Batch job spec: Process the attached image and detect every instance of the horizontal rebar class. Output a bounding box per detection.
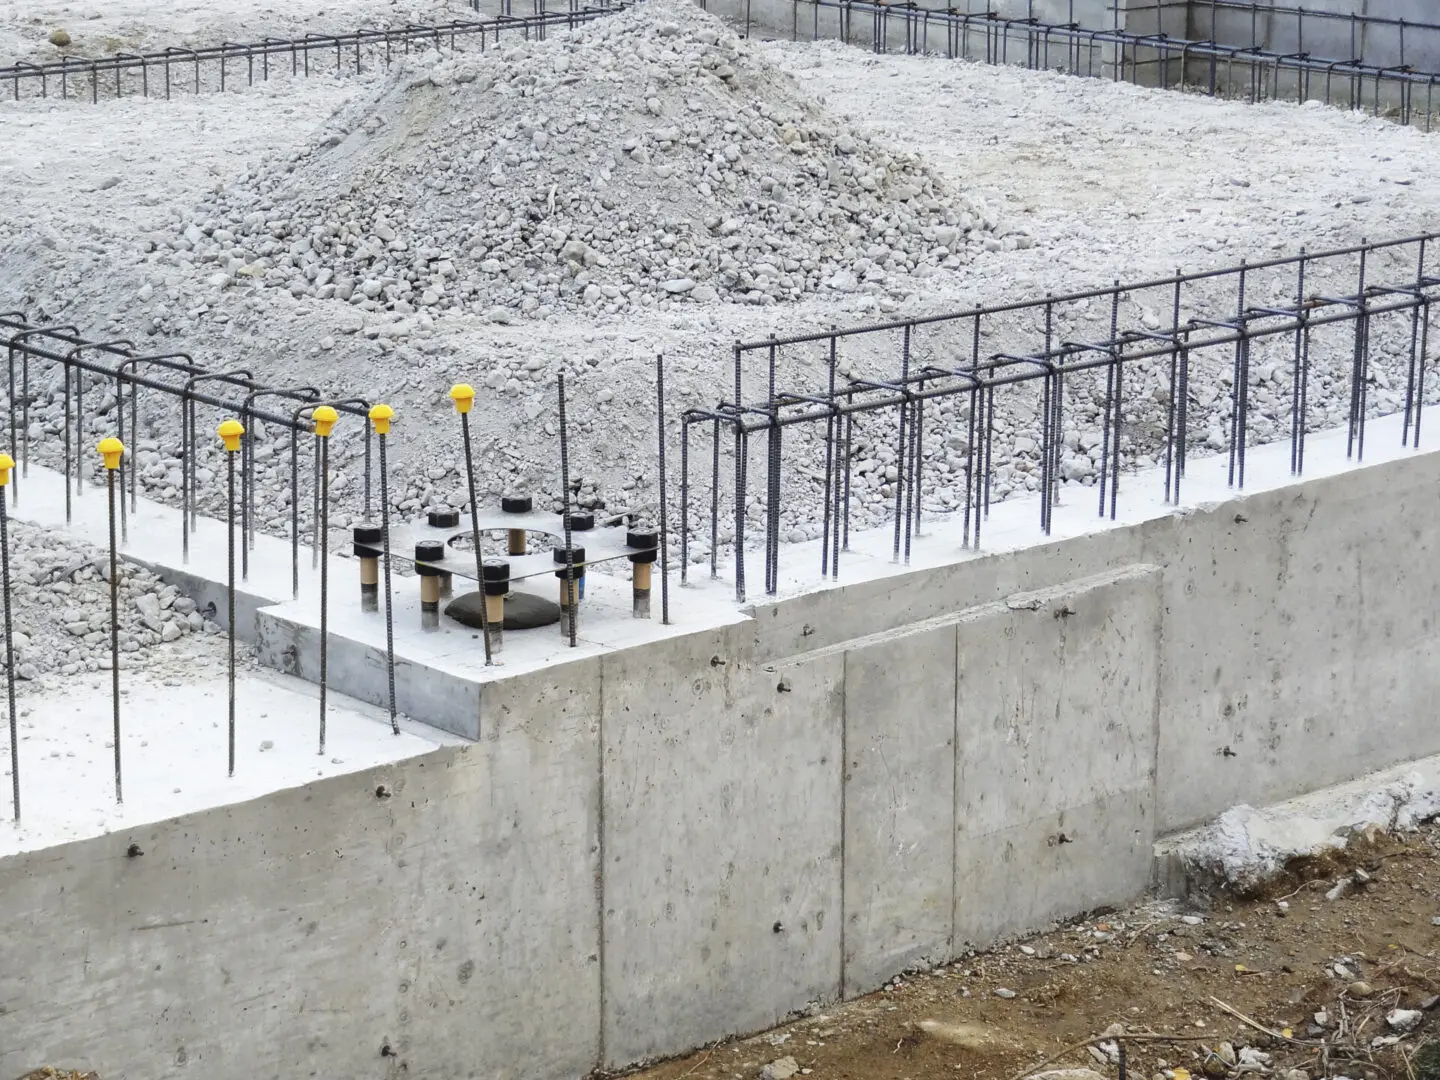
[733,233,1437,354]
[684,233,1437,601]
[758,0,1440,130]
[0,318,360,431]
[0,4,625,102]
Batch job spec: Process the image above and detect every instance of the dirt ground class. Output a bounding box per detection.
[622,827,1440,1080]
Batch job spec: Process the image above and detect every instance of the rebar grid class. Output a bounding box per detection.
[0,3,624,103]
[744,0,1440,130]
[680,234,1440,602]
[0,316,373,581]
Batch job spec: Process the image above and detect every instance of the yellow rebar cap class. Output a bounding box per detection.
[369,403,395,435]
[0,453,14,487]
[313,405,339,437]
[218,418,245,453]
[449,384,476,415]
[98,437,124,470]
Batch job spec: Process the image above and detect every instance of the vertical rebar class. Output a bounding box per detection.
[227,446,236,778]
[1,484,16,823]
[656,354,670,626]
[709,416,720,580]
[107,467,121,804]
[892,324,911,562]
[378,429,398,732]
[680,418,690,586]
[319,432,330,750]
[459,409,494,664]
[558,374,578,647]
[821,334,837,578]
[311,435,321,569]
[63,365,72,524]
[1347,246,1369,459]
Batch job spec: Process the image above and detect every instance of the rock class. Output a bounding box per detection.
[161,621,182,642]
[1032,1071,1106,1080]
[1348,981,1376,999]
[1387,1009,1422,1032]
[48,27,71,46]
[135,594,161,621]
[915,1019,1002,1049]
[993,987,1017,999]
[760,1057,799,1080]
[662,277,695,294]
[1326,877,1353,901]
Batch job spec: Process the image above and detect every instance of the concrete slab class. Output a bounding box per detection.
[599,626,845,1067]
[0,666,447,856]
[840,621,957,994]
[257,555,749,739]
[952,567,1161,948]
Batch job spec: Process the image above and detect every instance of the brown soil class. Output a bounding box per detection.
[622,827,1440,1080]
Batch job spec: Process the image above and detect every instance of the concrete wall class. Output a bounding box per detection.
[7,445,1440,1078]
[1192,1,1440,74]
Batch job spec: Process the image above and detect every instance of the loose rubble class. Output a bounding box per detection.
[633,824,1440,1080]
[180,0,1005,320]
[5,0,1440,571]
[0,519,220,690]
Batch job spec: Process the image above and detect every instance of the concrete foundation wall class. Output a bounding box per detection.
[6,446,1440,1078]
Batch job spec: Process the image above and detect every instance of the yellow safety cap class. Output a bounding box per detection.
[0,453,13,487]
[218,418,245,453]
[369,402,395,435]
[312,405,339,438]
[98,436,125,470]
[449,383,476,415]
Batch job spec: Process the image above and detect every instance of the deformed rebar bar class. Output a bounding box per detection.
[0,5,626,103]
[754,0,1440,130]
[682,233,1440,601]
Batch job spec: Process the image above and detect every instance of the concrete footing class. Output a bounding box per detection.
[6,406,1440,1077]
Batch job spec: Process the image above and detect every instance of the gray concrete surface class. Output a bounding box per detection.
[7,441,1440,1078]
[840,620,956,995]
[750,450,1440,836]
[953,569,1161,947]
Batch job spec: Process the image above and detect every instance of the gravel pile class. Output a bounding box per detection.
[0,519,222,691]
[174,0,1012,320]
[3,7,1435,575]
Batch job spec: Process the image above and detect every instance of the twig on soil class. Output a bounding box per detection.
[1209,996,1296,1043]
[676,1040,722,1079]
[1274,880,1326,903]
[1004,1032,1216,1080]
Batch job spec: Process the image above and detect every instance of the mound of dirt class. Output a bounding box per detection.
[181,0,1005,319]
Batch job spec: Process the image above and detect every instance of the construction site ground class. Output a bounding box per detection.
[625,825,1440,1080]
